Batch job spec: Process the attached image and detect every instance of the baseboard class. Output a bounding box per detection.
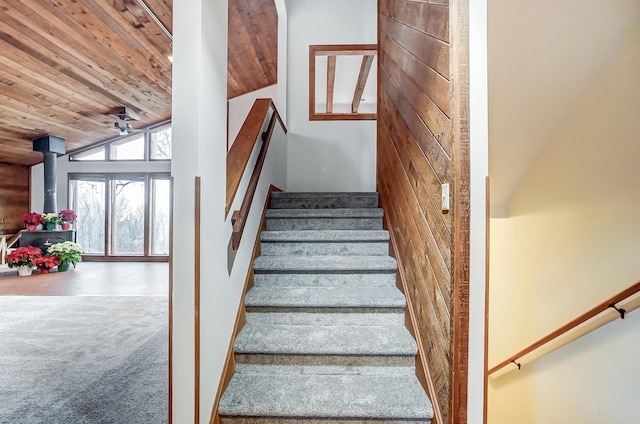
[208,185,281,424]
[380,191,444,424]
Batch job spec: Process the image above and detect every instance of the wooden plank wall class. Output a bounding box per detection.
[378,1,469,423]
[0,163,30,234]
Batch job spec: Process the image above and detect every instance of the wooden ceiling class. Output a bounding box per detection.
[0,0,173,166]
[0,0,278,167]
[228,0,278,99]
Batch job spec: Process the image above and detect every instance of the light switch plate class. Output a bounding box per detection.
[441,183,450,213]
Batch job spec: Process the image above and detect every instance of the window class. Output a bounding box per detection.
[69,125,172,161]
[69,177,106,254]
[150,128,172,160]
[68,173,170,258]
[112,177,145,254]
[70,146,106,161]
[110,137,145,160]
[150,176,170,255]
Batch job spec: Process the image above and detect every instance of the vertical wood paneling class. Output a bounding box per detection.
[378,0,469,422]
[0,163,29,234]
[449,0,470,422]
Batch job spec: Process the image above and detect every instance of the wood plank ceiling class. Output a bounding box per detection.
[0,0,278,167]
[228,0,278,99]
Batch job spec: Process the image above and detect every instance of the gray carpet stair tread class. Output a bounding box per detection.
[219,370,433,420]
[233,364,416,376]
[266,208,384,218]
[260,230,389,242]
[245,312,404,326]
[234,323,417,356]
[253,272,397,287]
[270,192,379,209]
[253,255,397,273]
[271,192,379,199]
[244,286,406,309]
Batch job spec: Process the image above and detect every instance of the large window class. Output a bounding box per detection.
[69,174,170,258]
[69,124,172,161]
[70,177,106,254]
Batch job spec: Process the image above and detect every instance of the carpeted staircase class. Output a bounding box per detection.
[219,192,433,423]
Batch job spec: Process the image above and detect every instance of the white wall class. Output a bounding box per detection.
[172,0,287,421]
[228,1,287,150]
[285,0,377,192]
[228,85,278,148]
[468,0,489,422]
[488,22,640,424]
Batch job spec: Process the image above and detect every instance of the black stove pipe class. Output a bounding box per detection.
[33,135,66,213]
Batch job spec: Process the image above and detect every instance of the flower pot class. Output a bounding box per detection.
[26,224,37,231]
[17,265,33,277]
[57,263,70,272]
[43,223,56,231]
[39,268,50,274]
[61,222,71,230]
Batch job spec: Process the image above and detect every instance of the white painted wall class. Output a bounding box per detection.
[488,23,640,424]
[228,85,278,149]
[172,0,287,421]
[285,0,377,192]
[228,1,287,150]
[468,0,489,422]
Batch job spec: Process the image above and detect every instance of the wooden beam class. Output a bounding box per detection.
[351,54,374,113]
[326,55,336,113]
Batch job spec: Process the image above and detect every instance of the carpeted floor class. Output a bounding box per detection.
[0,296,168,424]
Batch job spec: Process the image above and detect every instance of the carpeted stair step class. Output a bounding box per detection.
[260,230,389,256]
[218,191,432,424]
[244,286,406,312]
[265,208,383,231]
[253,255,396,274]
[253,272,397,287]
[245,312,405,326]
[270,191,379,209]
[233,321,417,364]
[219,365,433,423]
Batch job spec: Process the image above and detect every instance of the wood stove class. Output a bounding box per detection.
[19,230,76,254]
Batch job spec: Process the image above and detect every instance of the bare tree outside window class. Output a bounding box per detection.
[70,179,106,254]
[150,128,172,160]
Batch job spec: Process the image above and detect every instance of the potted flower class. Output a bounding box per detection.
[32,255,59,274]
[46,241,84,272]
[22,212,43,231]
[4,246,43,276]
[59,209,77,230]
[42,213,62,230]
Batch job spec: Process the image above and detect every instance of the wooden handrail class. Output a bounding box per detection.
[489,280,640,376]
[226,99,286,216]
[229,100,286,250]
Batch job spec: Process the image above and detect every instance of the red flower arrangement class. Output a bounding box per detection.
[33,255,59,274]
[4,246,42,268]
[59,209,77,223]
[22,212,43,227]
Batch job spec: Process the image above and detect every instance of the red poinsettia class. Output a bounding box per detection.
[59,209,77,223]
[33,255,59,270]
[22,212,43,226]
[4,246,42,268]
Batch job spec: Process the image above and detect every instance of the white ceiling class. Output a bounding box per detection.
[488,0,640,214]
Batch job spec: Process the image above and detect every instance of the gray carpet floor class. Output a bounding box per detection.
[0,296,168,424]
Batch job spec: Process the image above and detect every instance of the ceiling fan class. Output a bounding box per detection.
[112,106,155,135]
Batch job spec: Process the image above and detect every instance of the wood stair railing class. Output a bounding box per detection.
[226,98,286,250]
[489,279,640,377]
